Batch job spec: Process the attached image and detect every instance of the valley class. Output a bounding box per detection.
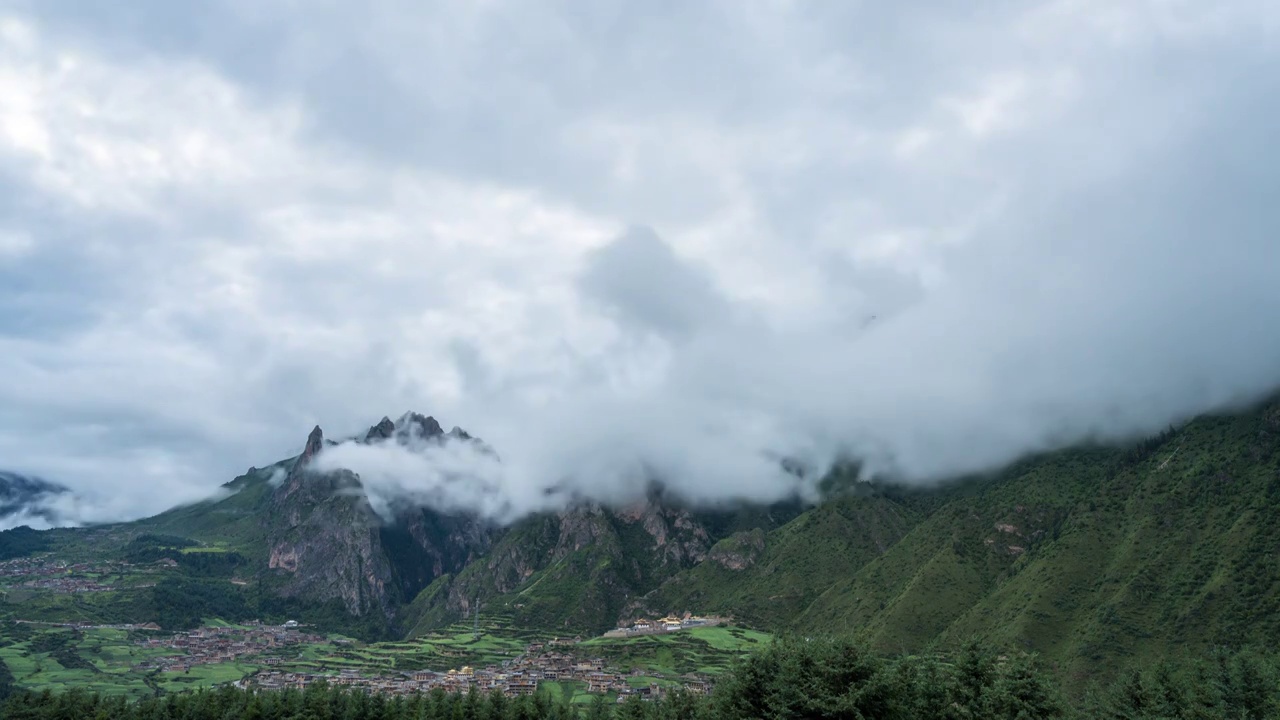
[2,397,1279,702]
[0,612,763,703]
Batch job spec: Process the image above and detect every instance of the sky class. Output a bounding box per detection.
[1,0,1278,527]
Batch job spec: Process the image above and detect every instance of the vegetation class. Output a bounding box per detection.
[3,637,1277,718]
[624,397,1280,691]
[0,527,52,562]
[577,626,771,676]
[3,398,1279,710]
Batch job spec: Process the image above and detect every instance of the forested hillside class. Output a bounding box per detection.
[5,639,1279,719]
[633,396,1280,687]
[2,398,1277,690]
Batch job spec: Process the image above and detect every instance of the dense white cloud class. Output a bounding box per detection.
[0,2,1277,523]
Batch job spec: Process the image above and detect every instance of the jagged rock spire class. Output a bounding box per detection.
[398,412,444,439]
[365,416,396,442]
[292,425,324,472]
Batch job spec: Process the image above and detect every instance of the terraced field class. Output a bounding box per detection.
[0,613,770,698]
[0,625,176,696]
[576,626,772,676]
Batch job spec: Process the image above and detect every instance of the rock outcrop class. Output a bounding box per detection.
[264,414,500,619]
[706,529,767,570]
[266,424,395,617]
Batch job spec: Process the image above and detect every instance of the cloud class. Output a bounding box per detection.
[266,467,287,489]
[577,225,731,341]
[0,2,1277,523]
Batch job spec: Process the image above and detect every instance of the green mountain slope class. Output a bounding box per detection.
[398,498,806,636]
[793,398,1280,685]
[3,396,1278,681]
[631,493,919,628]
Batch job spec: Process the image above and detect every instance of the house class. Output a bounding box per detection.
[506,678,538,696]
[585,673,614,694]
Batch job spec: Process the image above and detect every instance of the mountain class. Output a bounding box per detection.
[0,471,72,531]
[627,396,1280,685]
[1,395,1278,684]
[396,493,804,635]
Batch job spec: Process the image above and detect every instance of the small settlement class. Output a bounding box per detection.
[0,554,169,593]
[134,621,324,673]
[603,613,721,638]
[246,641,713,700]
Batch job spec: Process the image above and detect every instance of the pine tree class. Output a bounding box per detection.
[988,654,1067,719]
[585,693,612,720]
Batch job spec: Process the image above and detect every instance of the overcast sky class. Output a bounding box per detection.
[1,1,1278,526]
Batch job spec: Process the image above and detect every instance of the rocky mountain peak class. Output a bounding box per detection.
[292,425,325,472]
[357,412,487,448]
[397,412,444,440]
[364,416,396,442]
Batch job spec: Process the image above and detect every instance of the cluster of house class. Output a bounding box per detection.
[245,642,713,700]
[17,576,118,593]
[604,613,720,638]
[134,621,323,673]
[0,555,166,594]
[0,556,54,577]
[0,555,129,577]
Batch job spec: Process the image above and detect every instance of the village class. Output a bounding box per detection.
[0,554,164,594]
[241,614,724,700]
[604,613,723,638]
[133,620,325,673]
[246,639,713,701]
[8,604,727,701]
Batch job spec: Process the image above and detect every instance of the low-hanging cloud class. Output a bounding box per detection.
[310,53,1280,523]
[1,2,1278,525]
[317,174,1280,525]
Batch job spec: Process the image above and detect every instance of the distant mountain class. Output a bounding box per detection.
[4,395,1279,686]
[126,411,804,632]
[630,396,1280,687]
[0,471,71,530]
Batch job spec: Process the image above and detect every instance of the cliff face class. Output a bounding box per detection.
[379,505,496,603]
[264,415,499,619]
[266,425,395,617]
[402,496,745,633]
[257,412,802,633]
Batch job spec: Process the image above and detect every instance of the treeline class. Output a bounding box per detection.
[0,526,51,562]
[124,534,247,577]
[2,639,1278,719]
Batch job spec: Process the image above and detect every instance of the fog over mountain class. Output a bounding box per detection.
[0,2,1277,524]
[0,471,75,530]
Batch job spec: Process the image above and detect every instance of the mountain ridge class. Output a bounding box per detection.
[2,395,1278,685]
[0,471,73,531]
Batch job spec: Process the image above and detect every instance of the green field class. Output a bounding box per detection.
[0,615,770,699]
[0,626,176,697]
[577,626,771,676]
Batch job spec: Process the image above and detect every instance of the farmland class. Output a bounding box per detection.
[577,625,772,676]
[0,613,769,700]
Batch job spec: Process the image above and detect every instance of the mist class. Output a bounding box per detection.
[314,67,1280,522]
[2,3,1278,526]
